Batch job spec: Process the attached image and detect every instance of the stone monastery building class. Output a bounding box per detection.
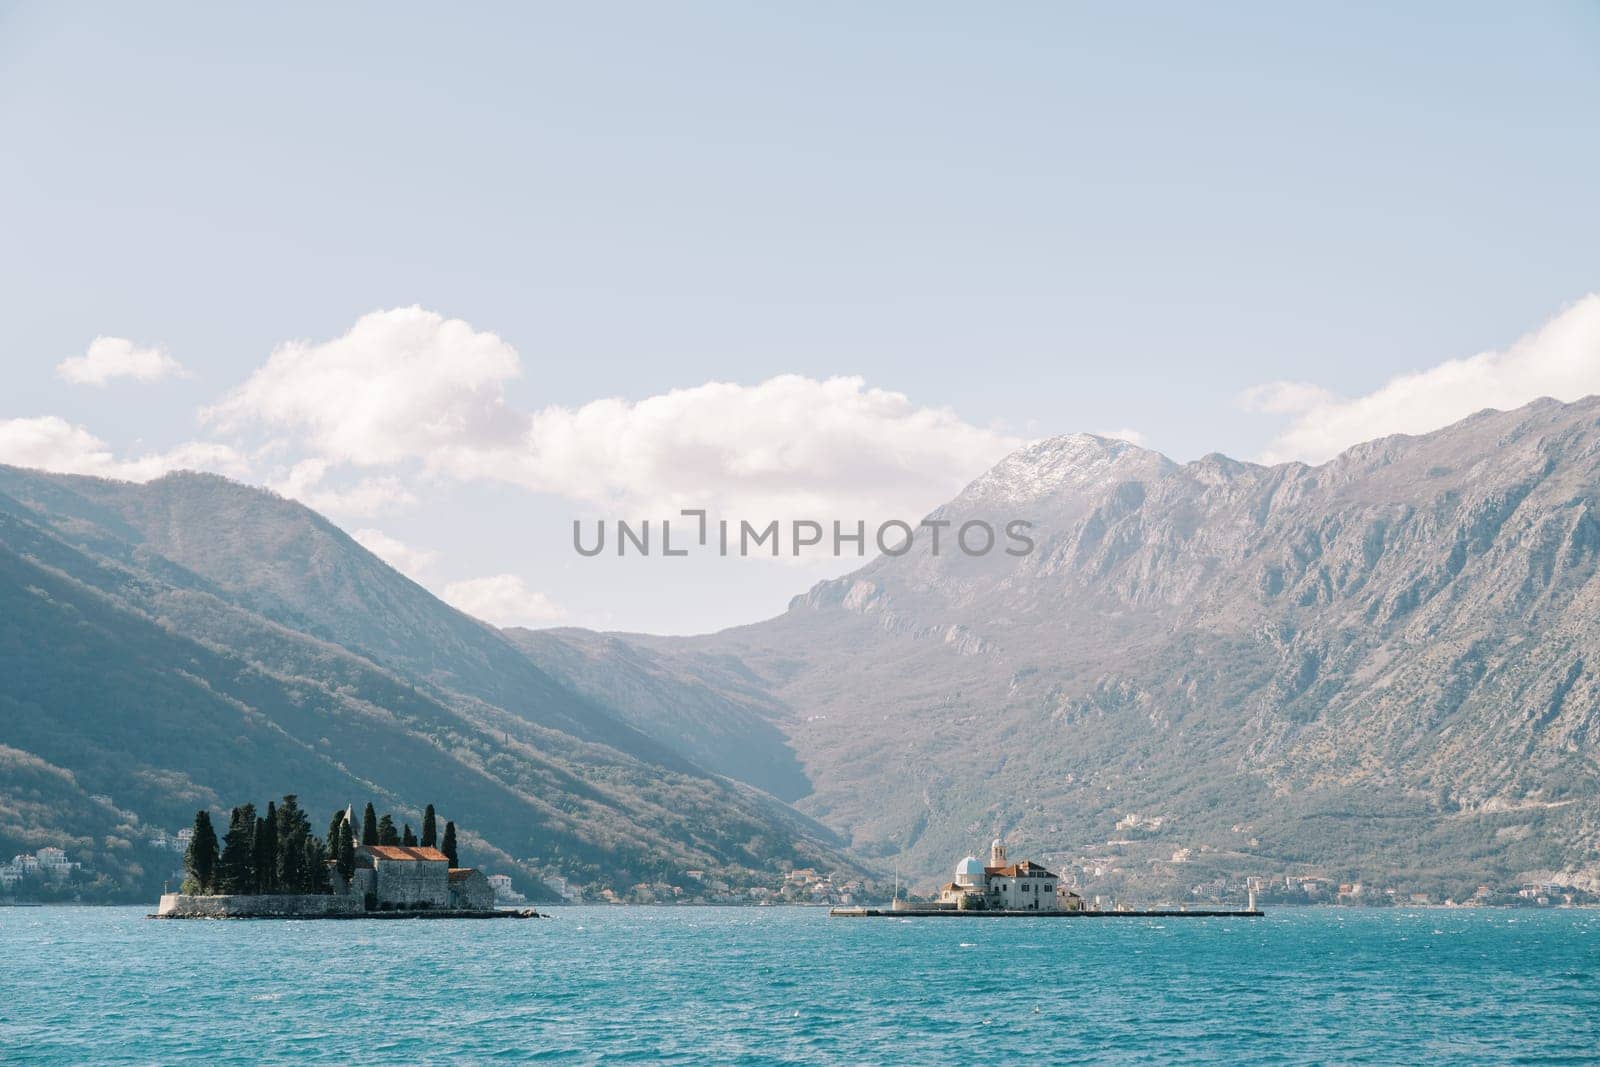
[346,844,495,911]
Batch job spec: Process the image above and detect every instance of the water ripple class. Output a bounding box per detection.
[0,906,1596,1064]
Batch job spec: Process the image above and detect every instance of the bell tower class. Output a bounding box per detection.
[989,837,1006,868]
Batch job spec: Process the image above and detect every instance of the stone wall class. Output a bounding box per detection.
[350,867,376,907]
[157,893,360,918]
[448,869,495,911]
[374,858,448,908]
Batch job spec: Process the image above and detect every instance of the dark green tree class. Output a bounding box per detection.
[377,814,399,847]
[401,823,417,847]
[276,794,310,892]
[440,821,459,868]
[361,802,379,846]
[420,804,437,849]
[184,810,219,893]
[256,803,278,894]
[336,818,355,883]
[304,836,331,893]
[328,810,347,853]
[219,804,256,893]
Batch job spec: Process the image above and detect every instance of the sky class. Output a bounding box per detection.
[2,2,1598,634]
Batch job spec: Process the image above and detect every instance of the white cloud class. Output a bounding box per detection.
[441,574,566,628]
[351,528,438,582]
[0,416,245,481]
[57,336,185,386]
[0,416,123,475]
[206,307,1025,525]
[516,375,1025,522]
[1094,427,1146,446]
[1235,381,1335,416]
[203,306,525,468]
[269,458,417,518]
[352,531,562,631]
[1248,294,1600,464]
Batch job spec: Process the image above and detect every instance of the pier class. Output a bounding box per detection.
[829,906,1264,918]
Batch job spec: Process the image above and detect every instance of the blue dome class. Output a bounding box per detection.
[956,856,985,877]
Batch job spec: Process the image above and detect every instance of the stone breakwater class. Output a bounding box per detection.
[153,893,540,919]
[157,893,360,918]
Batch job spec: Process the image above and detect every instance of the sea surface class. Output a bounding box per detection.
[1,905,1597,1064]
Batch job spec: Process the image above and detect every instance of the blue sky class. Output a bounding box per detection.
[3,2,1598,632]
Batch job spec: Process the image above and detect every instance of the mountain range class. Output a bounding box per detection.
[5,396,1600,903]
[532,397,1600,900]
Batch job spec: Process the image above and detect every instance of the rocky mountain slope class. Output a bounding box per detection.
[557,398,1600,898]
[0,468,861,902]
[11,395,1600,905]
[506,626,808,802]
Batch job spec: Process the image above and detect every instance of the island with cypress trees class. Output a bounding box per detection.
[154,796,539,919]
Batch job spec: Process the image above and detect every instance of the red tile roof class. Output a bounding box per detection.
[358,845,449,863]
[985,861,1058,879]
[447,868,482,882]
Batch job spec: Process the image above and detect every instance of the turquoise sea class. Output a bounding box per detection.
[2,905,1597,1064]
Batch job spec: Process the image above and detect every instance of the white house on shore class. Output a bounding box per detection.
[933,839,1082,912]
[487,873,527,904]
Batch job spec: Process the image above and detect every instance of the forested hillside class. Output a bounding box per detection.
[0,469,861,902]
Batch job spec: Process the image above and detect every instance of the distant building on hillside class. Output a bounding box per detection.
[34,847,78,881]
[2,847,83,888]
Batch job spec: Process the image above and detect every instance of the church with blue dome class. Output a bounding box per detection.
[933,838,1081,912]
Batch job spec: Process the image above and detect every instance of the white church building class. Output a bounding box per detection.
[934,839,1081,912]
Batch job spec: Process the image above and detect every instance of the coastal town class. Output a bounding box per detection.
[1019,813,1600,910]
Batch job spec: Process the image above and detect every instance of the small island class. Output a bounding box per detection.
[154,795,539,920]
[831,839,1263,918]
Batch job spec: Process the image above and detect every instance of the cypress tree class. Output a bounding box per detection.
[336,818,355,883]
[377,814,399,847]
[219,804,256,893]
[328,810,347,853]
[401,823,417,847]
[305,836,331,894]
[184,810,219,893]
[440,821,459,868]
[256,803,278,894]
[361,802,379,846]
[251,815,269,894]
[420,804,437,849]
[277,794,309,892]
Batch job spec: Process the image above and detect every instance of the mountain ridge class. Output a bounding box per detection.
[0,466,865,902]
[9,395,1600,904]
[544,396,1600,898]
